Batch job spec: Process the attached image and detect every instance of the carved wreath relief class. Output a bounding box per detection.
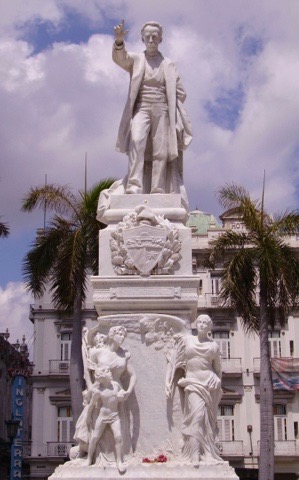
[110,205,182,275]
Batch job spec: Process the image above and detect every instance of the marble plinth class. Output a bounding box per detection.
[92,275,199,318]
[99,194,188,224]
[49,462,239,479]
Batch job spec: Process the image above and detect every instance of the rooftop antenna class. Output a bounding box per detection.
[43,174,47,229]
[84,152,87,196]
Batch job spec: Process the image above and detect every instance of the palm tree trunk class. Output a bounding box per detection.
[258,279,274,480]
[70,278,85,425]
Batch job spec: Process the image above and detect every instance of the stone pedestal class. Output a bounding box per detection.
[94,194,199,319]
[49,462,239,479]
[49,194,239,480]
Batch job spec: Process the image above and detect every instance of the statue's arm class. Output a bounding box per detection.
[112,43,134,72]
[125,357,137,396]
[119,353,137,401]
[82,328,93,391]
[112,19,133,73]
[212,343,222,381]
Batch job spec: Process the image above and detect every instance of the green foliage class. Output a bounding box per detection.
[22,179,115,312]
[210,182,299,333]
[0,218,9,237]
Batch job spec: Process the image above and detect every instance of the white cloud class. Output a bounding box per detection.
[0,0,298,284]
[0,282,34,355]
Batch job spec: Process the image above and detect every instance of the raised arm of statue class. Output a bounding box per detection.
[82,327,93,391]
[114,19,129,46]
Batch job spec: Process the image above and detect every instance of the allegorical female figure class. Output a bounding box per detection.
[166,314,223,465]
[73,325,136,467]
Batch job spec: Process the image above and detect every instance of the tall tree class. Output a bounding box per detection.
[209,183,299,480]
[0,218,9,237]
[22,179,114,422]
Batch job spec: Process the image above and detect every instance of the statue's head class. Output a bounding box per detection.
[94,332,106,348]
[141,21,163,52]
[196,314,213,335]
[108,326,127,345]
[95,365,113,383]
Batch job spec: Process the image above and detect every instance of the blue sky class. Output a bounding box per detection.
[0,0,299,343]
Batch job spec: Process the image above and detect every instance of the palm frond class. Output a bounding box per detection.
[0,219,9,237]
[22,219,70,296]
[210,230,252,262]
[221,248,259,332]
[271,211,299,237]
[217,183,264,235]
[217,183,250,210]
[22,184,80,219]
[212,182,299,334]
[22,178,114,310]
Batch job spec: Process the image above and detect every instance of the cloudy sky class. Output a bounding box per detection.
[0,0,298,345]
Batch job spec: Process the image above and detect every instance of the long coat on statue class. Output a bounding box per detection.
[112,44,193,161]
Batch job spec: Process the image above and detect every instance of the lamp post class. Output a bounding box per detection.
[5,419,20,445]
[5,418,20,480]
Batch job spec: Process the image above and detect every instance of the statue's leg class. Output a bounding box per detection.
[111,419,126,473]
[150,103,169,193]
[126,106,151,194]
[87,420,106,465]
[181,392,206,465]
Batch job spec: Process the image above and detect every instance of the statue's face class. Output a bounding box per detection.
[142,25,162,53]
[113,329,126,346]
[96,367,112,383]
[196,317,211,336]
[95,333,106,347]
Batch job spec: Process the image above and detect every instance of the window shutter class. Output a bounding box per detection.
[275,417,287,441]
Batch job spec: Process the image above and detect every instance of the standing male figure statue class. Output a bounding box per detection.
[113,20,192,195]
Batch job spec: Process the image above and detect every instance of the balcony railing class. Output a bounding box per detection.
[257,440,297,456]
[222,358,242,375]
[47,442,75,457]
[217,440,244,456]
[253,357,260,373]
[49,359,70,374]
[22,441,32,458]
[204,294,225,308]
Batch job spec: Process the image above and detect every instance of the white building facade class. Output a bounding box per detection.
[26,210,299,480]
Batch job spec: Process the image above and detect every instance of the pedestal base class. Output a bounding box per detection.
[49,462,239,479]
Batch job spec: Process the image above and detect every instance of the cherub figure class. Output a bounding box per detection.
[86,365,126,473]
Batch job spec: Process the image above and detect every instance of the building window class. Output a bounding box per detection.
[60,333,72,361]
[57,406,74,442]
[273,404,287,441]
[268,330,281,358]
[213,331,230,359]
[217,404,234,441]
[290,340,294,357]
[211,276,221,295]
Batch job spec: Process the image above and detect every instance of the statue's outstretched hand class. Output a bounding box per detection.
[114,19,129,46]
[117,389,130,402]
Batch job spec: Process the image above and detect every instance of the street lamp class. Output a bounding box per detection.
[5,418,20,480]
[5,419,20,445]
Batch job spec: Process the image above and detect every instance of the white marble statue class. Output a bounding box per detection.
[113,20,192,195]
[73,325,136,470]
[165,314,223,465]
[86,366,126,473]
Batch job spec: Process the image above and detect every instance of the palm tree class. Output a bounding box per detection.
[209,183,299,480]
[0,218,9,237]
[22,179,114,422]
